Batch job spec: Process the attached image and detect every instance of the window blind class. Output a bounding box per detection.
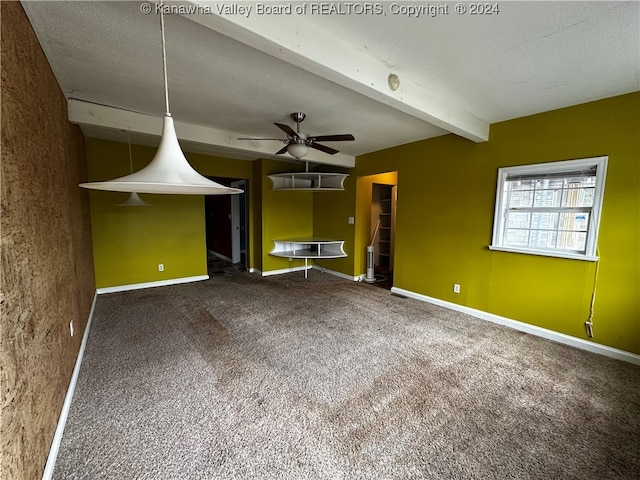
[506,166,597,182]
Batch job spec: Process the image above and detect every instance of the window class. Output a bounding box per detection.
[490,157,607,261]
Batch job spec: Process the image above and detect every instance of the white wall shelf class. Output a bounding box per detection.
[270,238,347,278]
[268,172,348,191]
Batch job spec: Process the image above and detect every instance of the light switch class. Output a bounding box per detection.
[348,216,355,224]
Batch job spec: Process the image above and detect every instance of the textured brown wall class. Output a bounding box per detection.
[1,3,96,479]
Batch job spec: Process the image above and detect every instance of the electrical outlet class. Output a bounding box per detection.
[348,216,355,225]
[69,321,74,337]
[585,321,594,338]
[453,284,461,294]
[158,264,164,272]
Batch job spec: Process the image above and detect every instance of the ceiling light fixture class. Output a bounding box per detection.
[286,142,309,160]
[237,112,354,160]
[80,2,241,195]
[388,73,400,91]
[116,132,152,206]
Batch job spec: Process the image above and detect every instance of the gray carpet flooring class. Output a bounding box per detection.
[54,271,640,479]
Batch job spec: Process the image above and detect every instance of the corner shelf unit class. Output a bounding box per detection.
[268,172,348,191]
[270,238,347,278]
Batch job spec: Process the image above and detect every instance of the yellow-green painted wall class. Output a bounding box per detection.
[311,168,355,275]
[259,159,314,273]
[86,138,254,288]
[353,92,640,353]
[252,159,264,273]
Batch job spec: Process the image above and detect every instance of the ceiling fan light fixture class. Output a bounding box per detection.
[287,142,309,159]
[238,111,354,158]
[79,2,240,196]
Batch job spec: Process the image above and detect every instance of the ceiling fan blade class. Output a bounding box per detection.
[274,122,298,138]
[309,134,355,142]
[309,143,339,155]
[275,145,289,155]
[237,137,286,141]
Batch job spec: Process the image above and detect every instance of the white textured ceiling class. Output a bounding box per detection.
[21,1,640,167]
[311,1,640,121]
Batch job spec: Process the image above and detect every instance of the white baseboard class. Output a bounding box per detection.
[249,268,261,275]
[261,266,310,277]
[312,265,360,281]
[96,275,209,294]
[42,291,98,480]
[391,287,640,366]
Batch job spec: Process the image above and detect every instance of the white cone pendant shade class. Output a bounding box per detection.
[116,192,153,207]
[80,3,240,196]
[80,115,242,195]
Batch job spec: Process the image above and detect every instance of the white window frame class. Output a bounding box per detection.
[489,156,608,261]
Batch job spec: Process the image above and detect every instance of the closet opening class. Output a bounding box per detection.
[356,171,398,290]
[369,182,397,289]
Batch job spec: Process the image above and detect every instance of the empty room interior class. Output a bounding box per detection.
[2,1,640,479]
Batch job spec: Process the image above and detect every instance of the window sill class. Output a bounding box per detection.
[488,245,598,262]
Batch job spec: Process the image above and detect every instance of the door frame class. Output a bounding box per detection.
[230,179,247,265]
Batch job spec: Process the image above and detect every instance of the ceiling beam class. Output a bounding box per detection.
[67,99,355,168]
[173,0,490,142]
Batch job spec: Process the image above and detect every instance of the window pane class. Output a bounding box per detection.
[506,186,533,207]
[533,188,561,207]
[557,231,587,251]
[506,211,530,229]
[528,230,558,249]
[535,178,564,190]
[531,212,559,230]
[505,229,529,247]
[509,180,536,191]
[533,190,562,207]
[559,212,589,232]
[562,186,595,207]
[505,211,590,252]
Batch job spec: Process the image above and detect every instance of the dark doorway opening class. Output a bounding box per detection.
[204,177,248,277]
[370,182,397,290]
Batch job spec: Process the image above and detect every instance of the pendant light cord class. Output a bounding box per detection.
[159,2,170,115]
[588,267,599,322]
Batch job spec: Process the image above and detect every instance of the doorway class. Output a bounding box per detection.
[204,178,248,276]
[371,182,397,288]
[230,180,247,265]
[355,171,398,289]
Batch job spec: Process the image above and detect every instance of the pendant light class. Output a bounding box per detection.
[116,132,152,206]
[80,2,241,196]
